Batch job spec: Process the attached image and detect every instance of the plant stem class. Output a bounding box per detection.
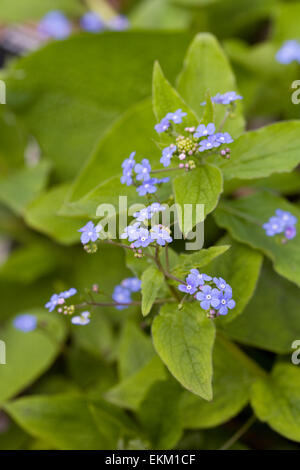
[154,246,181,301]
[75,298,175,309]
[219,415,256,450]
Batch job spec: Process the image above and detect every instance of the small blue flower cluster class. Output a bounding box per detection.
[38,10,129,40]
[201,91,243,106]
[45,288,77,313]
[276,40,300,64]
[263,209,297,240]
[13,314,37,333]
[154,106,235,168]
[112,277,141,310]
[80,12,129,33]
[121,203,172,249]
[121,152,169,195]
[178,270,235,316]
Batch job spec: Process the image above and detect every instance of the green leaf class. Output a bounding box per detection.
[130,0,191,30]
[171,244,230,279]
[5,394,134,450]
[214,192,300,287]
[118,321,155,380]
[141,266,164,317]
[0,310,66,404]
[205,235,263,323]
[180,335,257,429]
[222,261,300,353]
[153,61,198,134]
[6,33,192,180]
[0,242,59,284]
[152,303,216,400]
[0,161,51,214]
[138,380,183,449]
[218,122,300,181]
[173,164,223,236]
[104,356,166,410]
[24,184,86,244]
[251,363,300,442]
[0,0,83,22]
[176,33,245,136]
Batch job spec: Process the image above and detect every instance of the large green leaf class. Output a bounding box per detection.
[0,242,60,284]
[180,335,257,429]
[173,164,223,236]
[0,0,83,22]
[104,356,166,410]
[222,261,300,353]
[138,380,183,449]
[0,310,66,404]
[205,236,263,323]
[218,122,300,181]
[0,161,51,215]
[176,33,245,136]
[5,394,134,450]
[171,244,230,279]
[153,61,198,134]
[141,266,164,316]
[214,192,300,287]
[118,321,155,380]
[6,33,192,180]
[152,303,215,400]
[251,363,300,442]
[24,184,86,244]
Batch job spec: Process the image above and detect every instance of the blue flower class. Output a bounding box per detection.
[121,152,136,186]
[152,177,170,184]
[135,159,151,181]
[133,228,152,248]
[155,117,170,134]
[209,91,243,105]
[160,145,177,167]
[188,270,212,287]
[194,123,215,139]
[71,311,91,325]
[78,221,102,244]
[263,216,285,236]
[166,109,187,124]
[195,285,221,310]
[276,40,300,64]
[199,135,221,152]
[60,288,77,299]
[112,285,132,309]
[275,209,297,227]
[13,314,37,332]
[213,277,232,293]
[120,222,141,242]
[136,179,158,196]
[216,290,236,316]
[285,225,297,240]
[45,294,61,312]
[178,277,198,295]
[215,132,233,144]
[133,203,165,222]
[80,12,104,33]
[150,225,172,246]
[38,11,72,39]
[108,15,129,31]
[121,277,141,292]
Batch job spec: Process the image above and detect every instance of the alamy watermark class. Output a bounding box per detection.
[0,341,6,365]
[291,80,300,104]
[96,197,205,250]
[291,340,300,365]
[0,80,5,104]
